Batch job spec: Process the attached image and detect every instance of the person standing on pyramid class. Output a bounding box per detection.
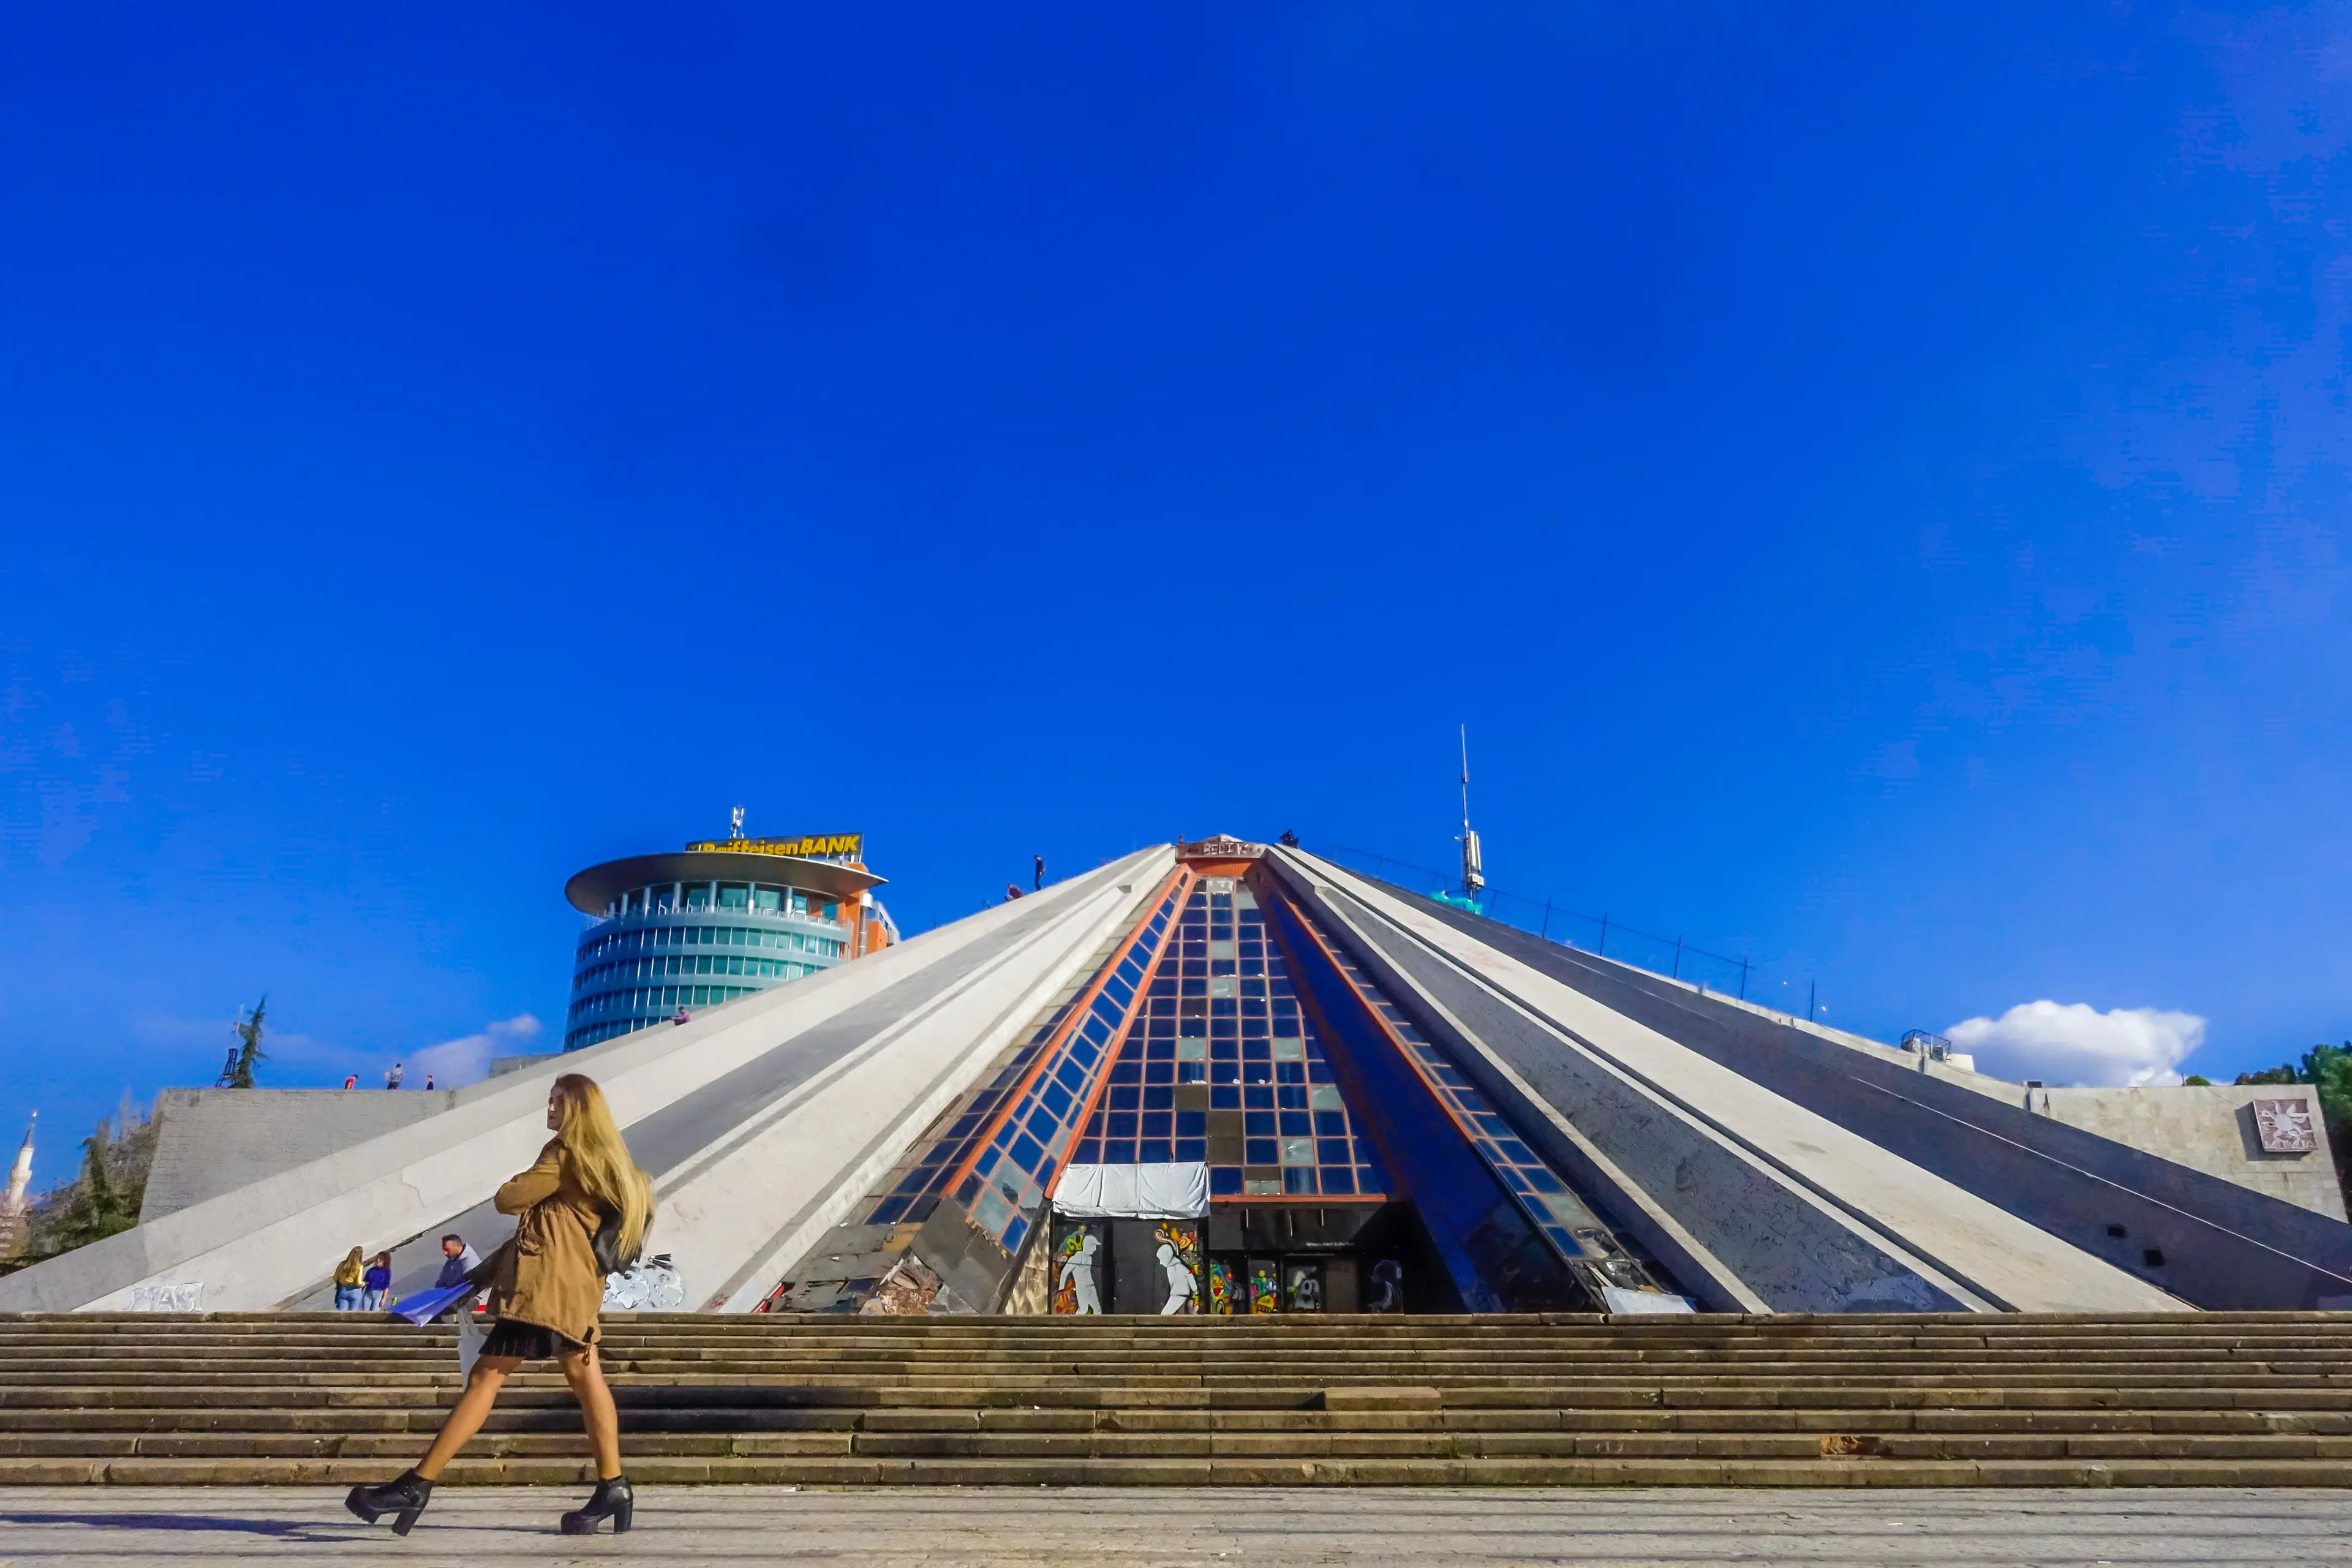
[331,1246,366,1310]
[345,1072,655,1538]
[360,1252,393,1310]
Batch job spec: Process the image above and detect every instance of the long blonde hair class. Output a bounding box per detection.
[551,1073,654,1261]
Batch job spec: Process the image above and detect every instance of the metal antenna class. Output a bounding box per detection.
[729,805,746,841]
[1458,725,1484,898]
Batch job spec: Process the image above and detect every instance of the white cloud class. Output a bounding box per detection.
[401,1015,543,1090]
[1946,1001,2206,1088]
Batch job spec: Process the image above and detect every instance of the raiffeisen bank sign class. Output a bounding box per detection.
[685,834,864,861]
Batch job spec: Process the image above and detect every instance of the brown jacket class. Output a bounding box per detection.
[481,1137,609,1346]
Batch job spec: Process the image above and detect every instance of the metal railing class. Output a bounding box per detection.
[1315,843,1832,1023]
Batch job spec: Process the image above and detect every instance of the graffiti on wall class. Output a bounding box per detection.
[1249,1260,1281,1313]
[1055,1226,1104,1314]
[1286,1262,1323,1312]
[128,1282,204,1313]
[1154,1222,1200,1314]
[1205,1258,1237,1315]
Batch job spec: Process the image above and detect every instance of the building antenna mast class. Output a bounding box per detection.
[729,805,746,841]
[1458,725,1484,900]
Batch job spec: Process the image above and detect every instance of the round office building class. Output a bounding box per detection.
[562,832,897,1052]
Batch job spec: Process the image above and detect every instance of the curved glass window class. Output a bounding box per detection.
[605,881,845,922]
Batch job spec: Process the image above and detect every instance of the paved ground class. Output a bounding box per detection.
[1,1487,2350,1566]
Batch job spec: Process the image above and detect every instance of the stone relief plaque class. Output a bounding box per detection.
[2253,1097,2318,1154]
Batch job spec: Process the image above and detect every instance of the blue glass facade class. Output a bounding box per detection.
[774,846,1684,1316]
[944,876,1188,1255]
[1274,897,1608,1261]
[564,873,853,1050]
[1072,875,1390,1201]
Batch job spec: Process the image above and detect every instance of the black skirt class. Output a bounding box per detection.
[480,1319,581,1360]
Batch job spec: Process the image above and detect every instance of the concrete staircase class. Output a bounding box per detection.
[1,1311,2348,1487]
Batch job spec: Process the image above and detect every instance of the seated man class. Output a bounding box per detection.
[434,1234,481,1289]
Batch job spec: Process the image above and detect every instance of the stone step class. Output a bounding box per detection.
[27,1350,2335,1373]
[4,1384,2346,1420]
[4,1453,2350,1487]
[11,1402,2345,1439]
[10,1360,2349,1386]
[9,1333,2346,1355]
[18,1344,2323,1360]
[18,1438,2352,1476]
[4,1311,2345,1487]
[15,1344,2348,1367]
[66,1346,2342,1364]
[18,1325,2345,1342]
[4,1382,2347,1416]
[12,1306,2346,1319]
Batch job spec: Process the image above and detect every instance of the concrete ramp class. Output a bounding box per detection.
[1270,851,2184,1315]
[1384,883,2352,1312]
[0,850,1169,1315]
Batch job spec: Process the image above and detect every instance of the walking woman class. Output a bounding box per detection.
[345,1073,654,1537]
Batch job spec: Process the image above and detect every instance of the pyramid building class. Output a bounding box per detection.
[6,839,2348,1318]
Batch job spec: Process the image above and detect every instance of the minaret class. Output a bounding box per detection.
[0,1112,32,1258]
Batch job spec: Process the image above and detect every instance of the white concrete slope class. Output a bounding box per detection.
[1300,855,2182,1314]
[0,849,1169,1314]
[662,854,1172,1311]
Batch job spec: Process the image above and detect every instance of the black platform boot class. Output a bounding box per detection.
[345,1469,433,1535]
[559,1474,633,1535]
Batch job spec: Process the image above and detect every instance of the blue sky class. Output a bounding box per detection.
[2,5,2346,1177]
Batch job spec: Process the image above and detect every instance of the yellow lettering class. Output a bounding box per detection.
[683,833,862,859]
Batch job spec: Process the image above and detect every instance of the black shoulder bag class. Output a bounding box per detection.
[592,1207,649,1278]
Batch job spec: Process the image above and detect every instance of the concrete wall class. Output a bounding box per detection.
[140,1090,459,1223]
[2040,1085,2346,1222]
[0,848,1169,1315]
[487,1055,558,1079]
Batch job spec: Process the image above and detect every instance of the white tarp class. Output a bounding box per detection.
[1602,1286,1697,1316]
[1052,1162,1210,1219]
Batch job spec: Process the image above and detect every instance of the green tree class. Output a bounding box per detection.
[76,1121,136,1238]
[16,1106,159,1265]
[228,995,268,1089]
